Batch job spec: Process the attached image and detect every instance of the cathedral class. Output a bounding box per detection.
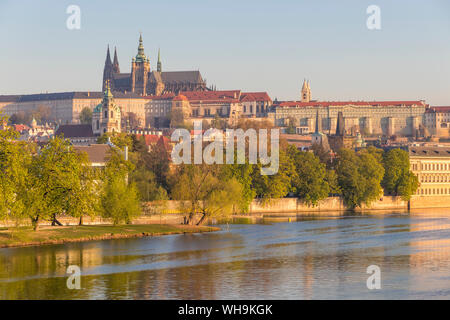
[102,34,208,96]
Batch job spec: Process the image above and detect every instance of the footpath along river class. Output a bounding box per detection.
[2,212,450,299]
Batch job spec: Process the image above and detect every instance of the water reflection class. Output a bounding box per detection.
[2,213,450,299]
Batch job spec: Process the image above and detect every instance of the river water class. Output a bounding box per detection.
[2,212,450,299]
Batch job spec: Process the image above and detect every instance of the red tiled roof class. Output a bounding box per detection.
[13,124,30,132]
[277,100,426,108]
[429,106,450,113]
[180,90,241,101]
[156,135,172,152]
[73,144,111,164]
[240,92,272,102]
[173,94,188,101]
[135,134,171,147]
[144,93,176,100]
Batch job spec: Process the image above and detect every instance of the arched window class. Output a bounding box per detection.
[111,111,114,118]
[105,110,108,118]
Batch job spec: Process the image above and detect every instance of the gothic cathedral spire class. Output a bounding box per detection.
[157,48,162,72]
[113,47,120,73]
[105,45,112,65]
[103,45,114,92]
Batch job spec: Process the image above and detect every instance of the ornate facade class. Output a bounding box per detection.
[103,34,208,96]
[92,82,121,135]
[271,82,427,137]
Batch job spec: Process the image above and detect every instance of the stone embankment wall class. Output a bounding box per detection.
[248,195,450,215]
[2,196,450,227]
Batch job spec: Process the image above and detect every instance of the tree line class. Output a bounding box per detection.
[104,125,419,225]
[1,112,419,228]
[0,113,140,230]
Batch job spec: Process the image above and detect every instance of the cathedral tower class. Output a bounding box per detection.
[102,45,114,92]
[113,47,120,73]
[301,79,311,102]
[131,33,151,95]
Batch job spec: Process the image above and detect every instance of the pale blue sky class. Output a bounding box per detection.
[1,0,450,105]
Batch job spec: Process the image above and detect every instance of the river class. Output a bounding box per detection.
[2,212,450,299]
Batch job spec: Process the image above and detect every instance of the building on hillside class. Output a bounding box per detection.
[144,90,272,128]
[103,34,208,96]
[19,117,54,142]
[409,146,450,196]
[240,92,272,117]
[270,80,427,137]
[54,124,96,145]
[280,134,312,150]
[145,93,176,128]
[328,111,356,151]
[135,134,172,153]
[0,91,149,126]
[424,106,450,137]
[92,83,121,135]
[311,111,330,152]
[73,144,111,167]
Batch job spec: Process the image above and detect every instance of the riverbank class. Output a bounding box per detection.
[0,224,220,248]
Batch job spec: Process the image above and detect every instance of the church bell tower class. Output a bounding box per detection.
[131,33,151,95]
[301,79,311,102]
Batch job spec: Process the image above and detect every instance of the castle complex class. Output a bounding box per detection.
[0,38,449,140]
[102,34,208,96]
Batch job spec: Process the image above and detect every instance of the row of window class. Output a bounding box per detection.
[418,188,450,195]
[243,105,268,114]
[412,163,450,171]
[420,174,450,183]
[148,108,167,114]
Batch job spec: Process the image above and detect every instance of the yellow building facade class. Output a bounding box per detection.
[410,147,450,196]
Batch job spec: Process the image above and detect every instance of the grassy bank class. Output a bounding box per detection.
[0,224,220,248]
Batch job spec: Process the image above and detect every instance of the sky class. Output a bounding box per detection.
[1,0,450,105]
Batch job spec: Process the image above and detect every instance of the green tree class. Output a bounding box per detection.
[397,171,420,201]
[172,164,243,225]
[100,148,141,224]
[336,148,384,209]
[290,148,330,206]
[130,167,168,202]
[79,107,93,124]
[325,169,341,195]
[145,138,171,189]
[311,143,331,167]
[101,176,141,225]
[65,151,100,225]
[97,132,133,150]
[219,161,255,213]
[382,148,419,200]
[22,137,90,230]
[0,113,30,225]
[251,147,295,201]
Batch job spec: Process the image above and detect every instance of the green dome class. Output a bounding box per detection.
[93,103,102,113]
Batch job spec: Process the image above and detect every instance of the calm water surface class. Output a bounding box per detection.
[2,213,450,299]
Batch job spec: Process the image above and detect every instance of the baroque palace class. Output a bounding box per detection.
[270,80,429,137]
